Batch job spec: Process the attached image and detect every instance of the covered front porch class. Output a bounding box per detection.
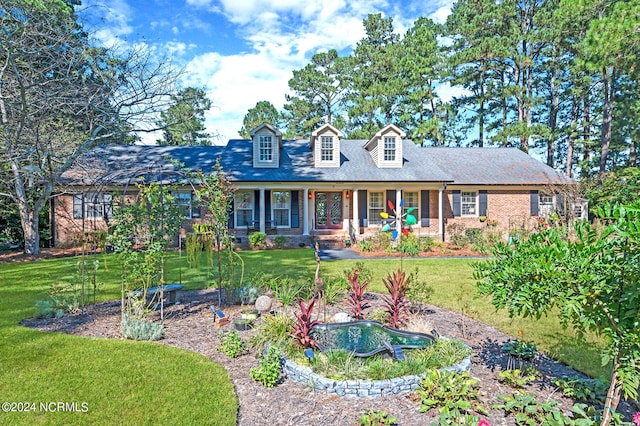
[231,185,448,246]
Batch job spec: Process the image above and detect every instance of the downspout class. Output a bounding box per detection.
[440,183,447,242]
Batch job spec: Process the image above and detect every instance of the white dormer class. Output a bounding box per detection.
[309,123,343,168]
[250,123,282,168]
[363,124,406,168]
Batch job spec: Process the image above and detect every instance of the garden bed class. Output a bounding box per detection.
[21,288,635,425]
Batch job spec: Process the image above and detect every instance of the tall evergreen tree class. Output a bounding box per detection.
[239,101,281,139]
[346,13,404,138]
[156,87,212,146]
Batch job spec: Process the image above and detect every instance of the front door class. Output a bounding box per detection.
[315,192,343,229]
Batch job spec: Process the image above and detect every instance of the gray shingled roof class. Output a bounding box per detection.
[426,147,573,185]
[220,138,453,183]
[62,140,572,186]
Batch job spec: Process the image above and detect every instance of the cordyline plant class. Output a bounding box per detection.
[292,298,319,349]
[382,269,410,328]
[345,269,370,320]
[474,201,640,426]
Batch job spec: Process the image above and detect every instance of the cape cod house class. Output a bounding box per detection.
[53,123,578,247]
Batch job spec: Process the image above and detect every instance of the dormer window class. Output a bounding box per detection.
[383,137,396,161]
[310,123,342,168]
[321,136,333,161]
[259,135,273,161]
[364,124,405,168]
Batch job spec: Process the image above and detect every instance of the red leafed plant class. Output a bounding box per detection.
[292,298,319,349]
[345,269,370,320]
[381,269,410,328]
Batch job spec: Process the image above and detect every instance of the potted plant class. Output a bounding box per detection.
[234,318,254,331]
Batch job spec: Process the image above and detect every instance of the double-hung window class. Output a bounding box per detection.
[272,191,290,227]
[383,137,396,161]
[368,191,385,225]
[321,136,333,161]
[174,192,200,219]
[461,191,477,216]
[259,135,273,161]
[539,193,554,216]
[235,191,254,227]
[402,191,419,223]
[73,193,113,220]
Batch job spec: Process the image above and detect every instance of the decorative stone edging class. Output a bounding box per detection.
[282,348,472,398]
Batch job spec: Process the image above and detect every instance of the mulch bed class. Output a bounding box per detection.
[20,288,637,426]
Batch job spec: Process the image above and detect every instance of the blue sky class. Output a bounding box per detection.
[77,0,455,143]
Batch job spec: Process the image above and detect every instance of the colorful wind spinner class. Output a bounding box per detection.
[379,199,417,240]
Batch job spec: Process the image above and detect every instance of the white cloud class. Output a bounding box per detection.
[183,51,296,141]
[78,0,134,47]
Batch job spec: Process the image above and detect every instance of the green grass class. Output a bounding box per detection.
[0,248,609,425]
[0,253,237,426]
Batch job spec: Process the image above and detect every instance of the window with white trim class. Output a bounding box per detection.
[73,193,113,220]
[539,193,554,216]
[320,136,333,161]
[461,191,477,216]
[259,135,273,161]
[402,191,419,223]
[235,191,254,227]
[383,136,396,161]
[272,191,290,227]
[368,191,384,225]
[174,192,200,219]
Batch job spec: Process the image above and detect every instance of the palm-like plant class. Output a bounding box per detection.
[381,269,410,328]
[345,269,370,320]
[292,298,319,349]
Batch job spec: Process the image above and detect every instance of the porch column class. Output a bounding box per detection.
[303,188,309,236]
[259,187,266,233]
[396,188,402,234]
[438,186,444,240]
[352,188,359,235]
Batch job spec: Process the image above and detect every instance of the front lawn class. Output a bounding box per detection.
[0,254,237,426]
[0,248,608,425]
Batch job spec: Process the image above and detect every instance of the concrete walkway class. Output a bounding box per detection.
[317,248,364,261]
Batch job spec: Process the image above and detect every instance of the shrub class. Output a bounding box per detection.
[397,233,421,256]
[345,269,370,320]
[419,236,435,252]
[417,369,487,416]
[273,278,303,307]
[358,240,374,252]
[218,330,246,358]
[250,346,282,387]
[406,267,434,305]
[321,275,348,306]
[273,235,288,249]
[553,375,607,404]
[359,409,397,426]
[238,285,261,305]
[493,392,566,425]
[381,269,410,328]
[248,232,266,249]
[121,314,163,341]
[499,368,537,389]
[447,223,469,248]
[292,298,319,349]
[251,313,295,353]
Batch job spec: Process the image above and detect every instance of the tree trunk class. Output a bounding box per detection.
[21,209,41,255]
[566,96,577,177]
[599,66,615,176]
[600,359,622,426]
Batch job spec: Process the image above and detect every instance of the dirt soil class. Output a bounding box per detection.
[20,288,637,426]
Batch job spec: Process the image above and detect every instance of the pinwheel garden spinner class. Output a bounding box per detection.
[379,199,417,240]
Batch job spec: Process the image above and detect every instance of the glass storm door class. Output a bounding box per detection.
[315,192,343,229]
